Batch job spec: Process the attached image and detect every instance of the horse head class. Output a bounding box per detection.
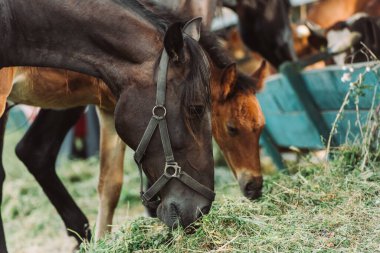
[114,18,215,228]
[211,61,269,200]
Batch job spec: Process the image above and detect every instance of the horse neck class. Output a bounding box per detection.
[0,0,163,96]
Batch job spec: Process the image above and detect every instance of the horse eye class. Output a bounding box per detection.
[188,105,205,118]
[227,124,239,136]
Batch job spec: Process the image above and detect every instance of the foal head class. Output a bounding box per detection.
[114,18,214,228]
[235,0,297,68]
[211,61,269,200]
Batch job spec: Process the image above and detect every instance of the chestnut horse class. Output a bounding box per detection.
[1,31,269,243]
[307,0,380,29]
[0,0,217,251]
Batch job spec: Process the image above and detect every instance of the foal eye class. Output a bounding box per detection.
[227,124,239,136]
[188,105,205,118]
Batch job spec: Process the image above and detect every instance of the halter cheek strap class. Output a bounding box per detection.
[133,49,215,209]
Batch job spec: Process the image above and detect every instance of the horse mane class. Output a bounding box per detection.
[199,30,235,68]
[181,36,211,137]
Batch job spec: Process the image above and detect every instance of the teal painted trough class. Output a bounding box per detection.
[258,61,380,169]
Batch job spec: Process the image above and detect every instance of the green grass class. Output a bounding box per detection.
[79,145,380,252]
[3,102,380,252]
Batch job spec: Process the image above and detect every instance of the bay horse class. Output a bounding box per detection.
[0,0,217,251]
[1,31,269,245]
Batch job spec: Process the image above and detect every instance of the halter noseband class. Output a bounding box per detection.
[133,47,215,209]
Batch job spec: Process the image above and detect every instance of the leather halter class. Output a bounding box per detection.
[134,47,215,209]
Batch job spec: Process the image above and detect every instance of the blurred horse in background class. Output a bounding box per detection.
[293,0,380,60]
[224,0,297,68]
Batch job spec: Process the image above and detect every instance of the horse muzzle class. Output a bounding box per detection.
[156,191,212,228]
[238,175,263,200]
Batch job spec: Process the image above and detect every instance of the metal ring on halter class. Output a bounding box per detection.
[152,105,167,120]
[164,163,181,178]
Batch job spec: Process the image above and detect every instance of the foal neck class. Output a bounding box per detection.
[0,0,165,97]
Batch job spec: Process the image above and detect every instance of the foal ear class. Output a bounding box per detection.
[183,17,202,41]
[164,22,184,62]
[220,63,237,100]
[252,61,270,92]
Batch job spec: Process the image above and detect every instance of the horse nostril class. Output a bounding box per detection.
[244,182,262,200]
[196,205,211,219]
[168,203,180,227]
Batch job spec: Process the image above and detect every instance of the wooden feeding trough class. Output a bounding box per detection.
[258,60,380,169]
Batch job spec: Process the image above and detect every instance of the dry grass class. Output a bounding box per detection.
[80,145,380,252]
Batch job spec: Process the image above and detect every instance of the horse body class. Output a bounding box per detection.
[7,68,115,111]
[0,0,158,94]
[0,0,217,251]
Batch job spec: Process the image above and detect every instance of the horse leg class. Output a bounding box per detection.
[95,108,125,240]
[14,107,91,245]
[0,105,9,253]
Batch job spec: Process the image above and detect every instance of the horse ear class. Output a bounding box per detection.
[164,22,184,61]
[220,63,237,100]
[183,17,202,41]
[252,61,269,92]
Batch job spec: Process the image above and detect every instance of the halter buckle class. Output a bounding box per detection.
[152,105,167,120]
[164,162,181,178]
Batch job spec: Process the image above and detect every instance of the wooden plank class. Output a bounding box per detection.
[258,61,380,169]
[302,65,380,110]
[279,62,337,146]
[264,112,323,149]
